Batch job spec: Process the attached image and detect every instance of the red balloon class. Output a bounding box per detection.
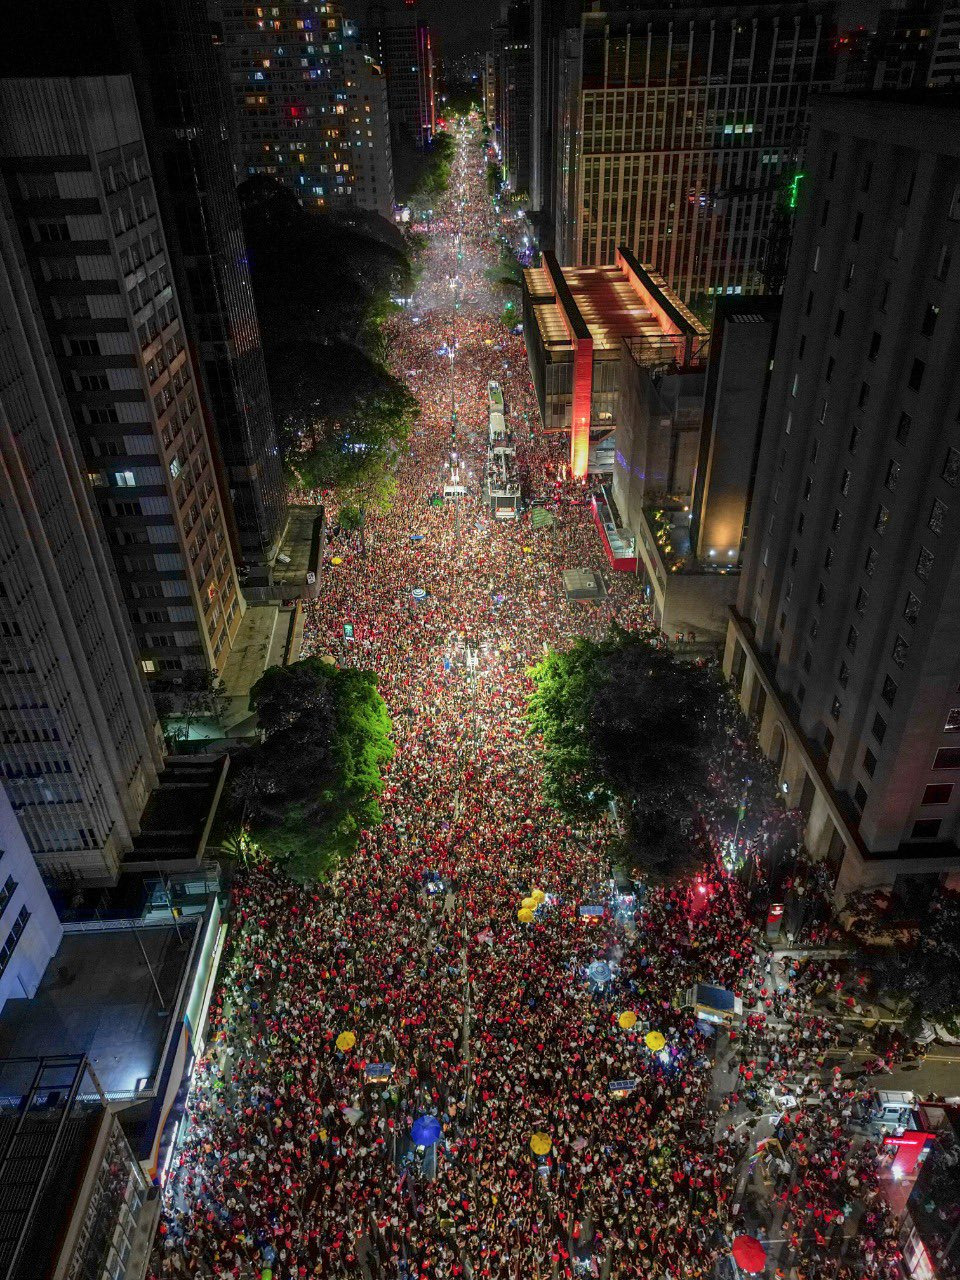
[732,1235,767,1274]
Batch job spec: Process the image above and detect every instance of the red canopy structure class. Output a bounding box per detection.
[732,1234,767,1274]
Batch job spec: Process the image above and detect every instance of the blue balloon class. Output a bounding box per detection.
[411,1114,442,1146]
[587,961,612,985]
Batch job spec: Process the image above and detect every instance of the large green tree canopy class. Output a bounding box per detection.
[232,658,394,880]
[527,629,722,881]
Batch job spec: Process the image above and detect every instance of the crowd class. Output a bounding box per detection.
[149,123,906,1280]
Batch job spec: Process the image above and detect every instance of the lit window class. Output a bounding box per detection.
[114,470,135,488]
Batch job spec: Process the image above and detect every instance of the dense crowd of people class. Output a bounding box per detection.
[149,123,906,1280]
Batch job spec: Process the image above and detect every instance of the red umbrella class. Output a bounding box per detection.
[732,1235,767,1274]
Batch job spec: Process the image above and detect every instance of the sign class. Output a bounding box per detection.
[364,1063,394,1082]
[578,905,604,919]
[306,571,316,585]
[343,623,354,641]
[766,903,784,940]
[608,1079,637,1096]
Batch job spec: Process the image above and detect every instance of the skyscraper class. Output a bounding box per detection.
[0,76,245,683]
[725,92,960,898]
[218,0,395,219]
[368,0,436,151]
[493,0,534,196]
[0,186,164,883]
[552,1,836,311]
[1,0,290,576]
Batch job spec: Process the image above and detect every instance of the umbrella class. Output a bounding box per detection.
[517,908,534,923]
[412,1114,442,1146]
[330,557,343,565]
[587,960,612,985]
[572,1136,588,1151]
[336,1031,356,1052]
[731,1235,767,1274]
[531,889,546,905]
[521,896,538,911]
[644,1031,666,1052]
[343,1106,363,1125]
[618,1011,637,1030]
[530,1131,552,1156]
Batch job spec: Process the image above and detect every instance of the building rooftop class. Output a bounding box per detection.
[524,248,708,363]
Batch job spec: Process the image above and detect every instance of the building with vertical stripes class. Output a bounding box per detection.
[552,1,836,313]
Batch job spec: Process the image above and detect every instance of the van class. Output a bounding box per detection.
[443,484,467,501]
[683,982,744,1026]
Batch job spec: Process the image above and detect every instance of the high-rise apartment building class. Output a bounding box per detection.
[218,0,395,219]
[724,92,960,899]
[870,0,960,89]
[493,0,534,196]
[2,0,289,573]
[552,1,836,311]
[368,0,436,150]
[0,77,245,684]
[0,186,164,883]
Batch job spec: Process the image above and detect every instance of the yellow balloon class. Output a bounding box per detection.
[645,1031,666,1052]
[517,908,534,923]
[618,1011,637,1030]
[336,1031,356,1052]
[521,896,537,911]
[331,556,343,566]
[531,889,546,905]
[530,1131,552,1156]
[522,546,532,553]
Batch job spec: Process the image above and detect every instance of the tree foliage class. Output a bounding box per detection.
[858,893,960,1032]
[238,177,417,500]
[528,629,722,882]
[231,659,394,880]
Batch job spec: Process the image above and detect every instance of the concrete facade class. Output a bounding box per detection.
[0,787,62,1011]
[724,93,960,898]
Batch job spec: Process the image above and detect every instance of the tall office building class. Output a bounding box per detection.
[493,0,534,196]
[218,0,395,219]
[724,93,960,899]
[870,0,960,89]
[552,1,836,311]
[0,77,245,684]
[2,0,288,573]
[368,0,436,150]
[0,188,164,883]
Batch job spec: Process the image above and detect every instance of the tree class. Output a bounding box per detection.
[858,893,960,1033]
[528,629,722,882]
[152,668,228,746]
[231,659,394,880]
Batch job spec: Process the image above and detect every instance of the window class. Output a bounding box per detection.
[935,747,960,769]
[921,303,940,337]
[916,546,934,581]
[864,748,877,777]
[879,280,890,312]
[817,583,826,606]
[904,592,921,624]
[853,211,863,241]
[864,546,878,577]
[911,819,941,839]
[114,470,135,488]
[831,509,842,533]
[803,651,812,673]
[844,262,856,290]
[834,309,845,337]
[805,291,814,315]
[868,332,881,361]
[855,588,868,616]
[908,359,926,392]
[824,547,834,570]
[846,625,858,652]
[922,783,952,804]
[858,382,870,409]
[849,425,861,453]
[873,713,887,743]
[830,695,842,721]
[881,675,897,706]
[854,783,868,810]
[0,907,30,977]
[840,469,851,496]
[77,372,109,392]
[0,876,17,916]
[936,244,952,280]
[874,505,889,535]
[929,499,947,535]
[826,356,835,383]
[34,219,69,242]
[943,447,960,487]
[945,709,960,732]
[884,460,900,491]
[895,412,911,445]
[891,634,909,668]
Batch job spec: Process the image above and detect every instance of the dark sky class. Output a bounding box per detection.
[416,0,502,59]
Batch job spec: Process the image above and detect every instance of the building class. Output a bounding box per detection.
[0,788,62,1012]
[218,0,395,219]
[551,1,836,313]
[612,296,779,641]
[0,1057,158,1280]
[493,0,534,196]
[1,0,288,580]
[483,50,496,126]
[900,1102,960,1280]
[724,92,960,899]
[0,186,165,883]
[870,0,960,90]
[522,246,707,476]
[0,77,246,691]
[367,0,436,151]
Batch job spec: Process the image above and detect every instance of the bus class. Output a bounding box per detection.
[488,380,504,414]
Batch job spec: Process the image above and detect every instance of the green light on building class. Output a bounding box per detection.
[788,172,806,210]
